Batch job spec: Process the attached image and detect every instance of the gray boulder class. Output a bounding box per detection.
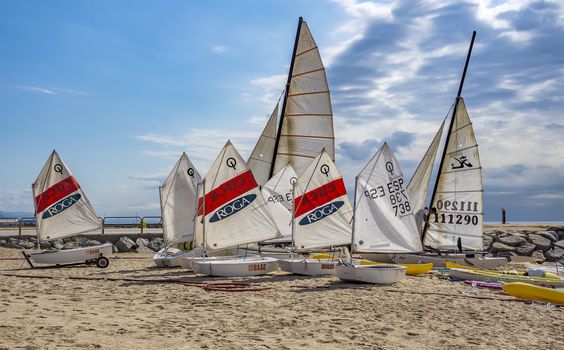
[557,230,564,241]
[136,246,155,254]
[544,247,564,262]
[147,240,163,252]
[490,242,515,253]
[531,250,546,263]
[497,235,526,246]
[83,240,102,247]
[116,237,138,252]
[74,236,90,245]
[135,238,150,248]
[536,231,558,242]
[514,242,536,256]
[555,240,564,250]
[63,242,79,250]
[528,234,552,252]
[483,236,493,250]
[61,236,76,244]
[50,239,64,250]
[18,240,35,249]
[0,239,7,247]
[39,241,51,250]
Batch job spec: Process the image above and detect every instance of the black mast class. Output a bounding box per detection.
[269,17,303,178]
[421,30,476,243]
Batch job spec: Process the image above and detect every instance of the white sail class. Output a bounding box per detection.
[424,98,483,250]
[197,141,280,250]
[248,104,278,186]
[273,19,335,176]
[160,152,201,245]
[407,120,445,234]
[293,149,352,250]
[261,163,297,237]
[33,150,102,241]
[353,143,423,253]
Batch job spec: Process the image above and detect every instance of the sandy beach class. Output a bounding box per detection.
[1,236,562,350]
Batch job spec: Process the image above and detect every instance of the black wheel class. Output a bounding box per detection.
[96,257,109,268]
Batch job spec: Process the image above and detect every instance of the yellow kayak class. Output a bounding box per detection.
[503,282,564,305]
[446,261,561,279]
[359,261,433,276]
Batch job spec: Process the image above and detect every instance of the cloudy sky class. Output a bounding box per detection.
[1,0,563,222]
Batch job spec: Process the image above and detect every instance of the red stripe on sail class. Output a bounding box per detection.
[35,176,81,214]
[294,178,346,218]
[198,170,257,216]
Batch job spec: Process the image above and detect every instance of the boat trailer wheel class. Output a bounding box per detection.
[96,257,109,268]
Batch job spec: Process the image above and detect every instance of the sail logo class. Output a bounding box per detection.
[209,194,256,223]
[299,201,344,226]
[451,155,473,169]
[42,193,81,219]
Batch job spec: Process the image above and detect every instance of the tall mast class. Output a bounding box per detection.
[269,16,303,178]
[422,31,476,242]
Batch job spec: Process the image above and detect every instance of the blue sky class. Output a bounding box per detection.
[1,0,563,222]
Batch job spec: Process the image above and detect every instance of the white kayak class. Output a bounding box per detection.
[192,256,279,277]
[336,263,406,284]
[278,258,339,276]
[23,243,113,268]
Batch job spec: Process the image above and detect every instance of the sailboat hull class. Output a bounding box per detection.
[25,243,113,266]
[153,248,193,268]
[278,258,338,276]
[388,253,507,269]
[192,256,279,277]
[336,264,406,284]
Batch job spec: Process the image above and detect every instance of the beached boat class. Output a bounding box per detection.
[336,264,407,284]
[153,153,201,268]
[449,268,564,288]
[358,260,433,276]
[445,261,561,279]
[337,144,422,283]
[23,150,109,268]
[191,141,281,277]
[278,149,353,275]
[502,282,564,305]
[388,31,507,269]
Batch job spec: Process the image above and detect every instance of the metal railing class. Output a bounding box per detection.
[0,216,163,236]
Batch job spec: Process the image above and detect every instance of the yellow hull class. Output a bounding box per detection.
[359,261,433,276]
[445,261,560,279]
[502,282,564,305]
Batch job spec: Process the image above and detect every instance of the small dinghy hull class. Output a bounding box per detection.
[192,256,279,277]
[24,243,113,268]
[152,248,187,268]
[389,253,507,269]
[449,268,564,288]
[336,264,406,284]
[278,259,338,276]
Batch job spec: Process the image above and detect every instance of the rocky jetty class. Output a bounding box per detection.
[484,226,564,263]
[0,235,166,253]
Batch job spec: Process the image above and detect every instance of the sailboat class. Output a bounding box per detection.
[278,149,353,276]
[389,31,506,269]
[336,143,418,283]
[153,153,202,268]
[22,150,112,268]
[191,141,281,276]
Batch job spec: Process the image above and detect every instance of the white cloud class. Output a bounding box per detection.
[211,45,227,53]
